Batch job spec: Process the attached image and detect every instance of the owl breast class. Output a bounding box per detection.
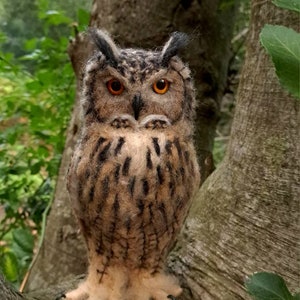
[68,119,200,273]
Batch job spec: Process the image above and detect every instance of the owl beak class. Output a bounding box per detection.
[132,94,144,120]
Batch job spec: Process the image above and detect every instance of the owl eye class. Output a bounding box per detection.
[107,79,124,95]
[153,79,170,94]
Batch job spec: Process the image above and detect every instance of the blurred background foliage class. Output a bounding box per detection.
[0,0,91,287]
[0,0,250,289]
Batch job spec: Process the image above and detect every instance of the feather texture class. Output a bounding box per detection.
[65,30,200,300]
[160,32,189,68]
[89,28,120,68]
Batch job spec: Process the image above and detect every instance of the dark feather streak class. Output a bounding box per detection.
[152,137,160,156]
[122,157,132,176]
[161,32,189,67]
[89,28,119,68]
[114,137,125,156]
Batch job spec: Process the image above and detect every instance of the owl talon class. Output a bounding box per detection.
[167,295,176,300]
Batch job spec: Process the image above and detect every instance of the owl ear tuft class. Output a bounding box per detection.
[89,28,120,68]
[160,32,189,67]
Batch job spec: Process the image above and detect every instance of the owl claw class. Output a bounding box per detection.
[167,295,176,300]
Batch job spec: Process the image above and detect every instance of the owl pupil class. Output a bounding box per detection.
[156,79,166,90]
[111,80,122,91]
[107,79,124,95]
[153,78,169,94]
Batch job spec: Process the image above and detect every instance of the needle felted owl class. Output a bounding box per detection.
[66,29,200,300]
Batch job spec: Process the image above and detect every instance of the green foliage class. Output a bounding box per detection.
[213,138,229,165]
[0,0,90,287]
[245,272,299,300]
[0,0,91,58]
[0,0,44,57]
[77,8,91,32]
[260,25,300,98]
[273,0,300,13]
[260,1,300,99]
[1,228,34,284]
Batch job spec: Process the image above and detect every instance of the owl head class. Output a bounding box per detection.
[81,29,196,130]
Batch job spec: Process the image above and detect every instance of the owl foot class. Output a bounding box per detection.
[64,267,181,300]
[63,286,89,300]
[140,114,171,129]
[110,115,137,129]
[128,271,181,300]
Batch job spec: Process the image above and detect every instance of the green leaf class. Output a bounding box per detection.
[44,10,72,26]
[20,49,42,61]
[12,228,34,254]
[25,80,44,94]
[77,8,90,31]
[30,162,42,175]
[245,272,293,300]
[0,251,19,282]
[273,0,300,13]
[9,166,28,175]
[293,294,300,300]
[37,70,55,86]
[24,38,38,51]
[260,25,300,99]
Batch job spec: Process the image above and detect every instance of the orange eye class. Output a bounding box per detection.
[107,79,124,95]
[153,79,170,94]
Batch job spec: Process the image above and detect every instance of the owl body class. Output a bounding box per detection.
[66,30,200,300]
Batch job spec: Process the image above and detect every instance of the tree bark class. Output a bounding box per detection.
[25,0,236,292]
[168,1,300,299]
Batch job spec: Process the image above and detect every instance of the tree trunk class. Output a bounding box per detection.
[169,1,300,299]
[25,0,236,292]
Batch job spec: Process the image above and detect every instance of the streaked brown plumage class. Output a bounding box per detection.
[65,29,200,300]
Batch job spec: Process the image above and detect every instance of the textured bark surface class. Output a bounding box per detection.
[0,274,24,300]
[25,0,236,292]
[1,274,84,300]
[168,1,300,299]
